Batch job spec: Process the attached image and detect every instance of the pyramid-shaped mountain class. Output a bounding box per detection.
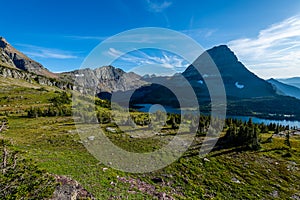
[129,45,300,119]
[183,45,276,100]
[132,45,278,106]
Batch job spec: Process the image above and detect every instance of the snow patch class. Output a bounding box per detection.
[197,80,203,84]
[235,82,244,89]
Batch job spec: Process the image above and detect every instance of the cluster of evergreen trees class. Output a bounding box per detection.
[225,118,290,133]
[224,119,261,150]
[224,118,290,150]
[49,91,71,106]
[27,92,72,118]
[27,106,72,118]
[29,91,293,152]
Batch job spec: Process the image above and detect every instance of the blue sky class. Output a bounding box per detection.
[1,0,300,78]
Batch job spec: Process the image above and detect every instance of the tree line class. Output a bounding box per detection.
[27,92,72,118]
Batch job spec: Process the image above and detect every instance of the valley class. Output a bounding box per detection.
[0,77,299,199]
[0,37,300,199]
[2,1,300,199]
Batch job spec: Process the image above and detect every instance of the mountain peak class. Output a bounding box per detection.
[63,65,147,95]
[210,44,231,50]
[0,37,9,48]
[98,65,124,72]
[206,45,238,65]
[182,44,276,99]
[0,37,57,78]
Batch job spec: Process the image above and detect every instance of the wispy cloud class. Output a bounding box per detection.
[16,44,78,59]
[107,47,189,75]
[181,28,218,39]
[107,48,124,58]
[228,15,300,78]
[145,0,172,13]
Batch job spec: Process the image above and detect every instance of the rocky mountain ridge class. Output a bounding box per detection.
[268,78,300,100]
[0,64,73,89]
[2,36,300,120]
[61,66,148,95]
[0,37,56,78]
[277,77,300,89]
[0,37,147,93]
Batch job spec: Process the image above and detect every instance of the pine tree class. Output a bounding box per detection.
[284,132,291,148]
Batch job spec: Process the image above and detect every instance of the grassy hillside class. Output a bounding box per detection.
[0,77,300,199]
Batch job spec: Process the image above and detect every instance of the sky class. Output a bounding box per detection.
[1,0,300,78]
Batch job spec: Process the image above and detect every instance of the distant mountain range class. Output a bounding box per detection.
[61,66,147,96]
[0,37,145,92]
[1,36,300,119]
[127,45,300,119]
[127,45,278,107]
[277,77,300,89]
[267,78,300,100]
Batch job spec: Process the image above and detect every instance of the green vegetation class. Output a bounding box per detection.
[26,92,72,118]
[0,77,299,199]
[0,139,57,199]
[0,116,57,200]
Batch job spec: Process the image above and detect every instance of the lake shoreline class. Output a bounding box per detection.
[132,104,300,128]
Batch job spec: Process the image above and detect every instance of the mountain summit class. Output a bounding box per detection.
[183,45,276,99]
[0,37,56,78]
[62,65,148,95]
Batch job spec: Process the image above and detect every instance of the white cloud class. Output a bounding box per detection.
[228,15,300,79]
[145,0,172,13]
[107,48,124,58]
[107,47,189,75]
[17,44,78,59]
[182,28,217,39]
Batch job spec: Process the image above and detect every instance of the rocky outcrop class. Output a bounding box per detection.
[0,37,73,90]
[51,175,95,200]
[0,37,57,78]
[0,65,73,90]
[117,176,174,200]
[62,66,148,94]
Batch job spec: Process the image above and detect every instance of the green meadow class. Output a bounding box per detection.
[0,78,299,199]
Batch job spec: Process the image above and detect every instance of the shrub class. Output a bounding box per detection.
[0,140,57,199]
[50,91,71,106]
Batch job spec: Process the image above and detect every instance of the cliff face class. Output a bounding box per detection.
[62,66,148,94]
[0,37,73,90]
[0,37,56,78]
[0,65,73,90]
